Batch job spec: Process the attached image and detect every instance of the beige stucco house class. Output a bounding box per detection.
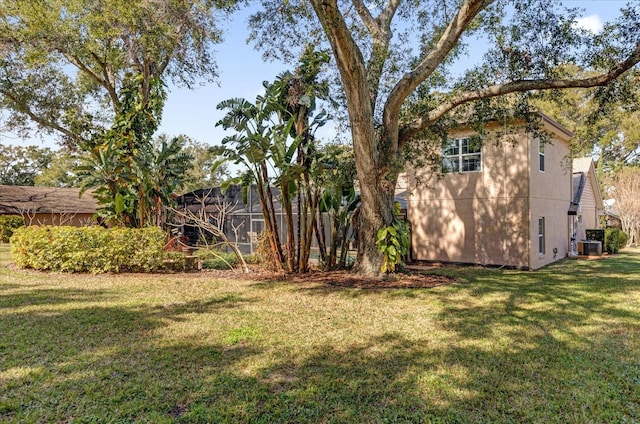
[0,185,98,227]
[406,113,576,270]
[569,157,605,254]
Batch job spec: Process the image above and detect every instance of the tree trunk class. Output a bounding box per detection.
[350,127,398,277]
[310,0,399,277]
[351,167,396,277]
[314,207,328,266]
[281,182,296,273]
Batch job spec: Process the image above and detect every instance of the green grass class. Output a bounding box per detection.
[1,243,639,423]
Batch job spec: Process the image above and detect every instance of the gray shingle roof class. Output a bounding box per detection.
[0,185,98,215]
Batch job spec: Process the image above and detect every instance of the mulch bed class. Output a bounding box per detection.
[208,267,457,289]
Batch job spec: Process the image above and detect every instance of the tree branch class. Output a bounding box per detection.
[311,0,379,176]
[351,0,379,36]
[363,0,401,107]
[63,51,120,111]
[384,0,492,133]
[310,0,369,114]
[398,41,640,145]
[0,88,83,144]
[89,50,120,110]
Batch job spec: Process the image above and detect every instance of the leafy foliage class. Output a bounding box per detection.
[0,0,237,147]
[77,74,191,227]
[376,203,410,273]
[0,145,54,186]
[605,227,628,254]
[316,143,359,269]
[196,249,239,270]
[180,136,231,193]
[10,225,166,273]
[530,66,640,179]
[34,149,87,188]
[216,47,330,273]
[0,215,25,243]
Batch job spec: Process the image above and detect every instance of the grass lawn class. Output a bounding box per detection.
[1,243,639,423]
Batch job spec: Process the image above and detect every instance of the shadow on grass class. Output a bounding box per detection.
[0,287,114,308]
[3,300,638,423]
[1,251,639,423]
[422,254,640,342]
[152,294,255,318]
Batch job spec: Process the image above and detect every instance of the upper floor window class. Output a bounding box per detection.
[442,138,482,173]
[539,140,545,172]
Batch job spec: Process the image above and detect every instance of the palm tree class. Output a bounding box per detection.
[216,94,287,271]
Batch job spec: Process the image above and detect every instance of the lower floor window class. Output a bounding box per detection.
[538,217,546,255]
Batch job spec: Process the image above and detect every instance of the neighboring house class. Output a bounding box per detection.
[568,157,605,253]
[603,198,622,228]
[406,113,575,270]
[0,185,98,226]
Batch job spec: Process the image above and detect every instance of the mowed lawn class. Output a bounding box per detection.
[1,244,639,423]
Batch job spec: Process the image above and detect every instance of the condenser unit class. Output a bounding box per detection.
[577,241,602,256]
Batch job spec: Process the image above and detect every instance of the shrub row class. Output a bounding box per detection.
[10,226,166,273]
[605,227,628,254]
[0,215,25,243]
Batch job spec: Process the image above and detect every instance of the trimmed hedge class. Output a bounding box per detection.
[604,227,628,254]
[0,215,25,243]
[10,226,166,273]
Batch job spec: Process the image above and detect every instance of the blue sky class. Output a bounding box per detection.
[1,1,632,150]
[159,1,630,148]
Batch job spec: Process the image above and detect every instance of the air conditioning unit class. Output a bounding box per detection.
[578,241,602,256]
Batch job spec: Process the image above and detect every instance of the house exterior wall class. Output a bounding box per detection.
[407,118,572,270]
[408,129,532,268]
[19,213,97,227]
[528,126,572,269]
[578,174,601,236]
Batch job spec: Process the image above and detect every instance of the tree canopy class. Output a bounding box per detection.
[531,66,640,177]
[0,0,237,148]
[248,0,640,276]
[0,144,54,186]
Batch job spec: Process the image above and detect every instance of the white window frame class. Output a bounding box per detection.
[538,217,546,256]
[442,138,482,173]
[539,140,545,172]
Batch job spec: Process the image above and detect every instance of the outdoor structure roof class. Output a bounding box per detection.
[176,185,285,214]
[572,157,594,174]
[568,157,604,216]
[568,172,586,216]
[0,185,98,215]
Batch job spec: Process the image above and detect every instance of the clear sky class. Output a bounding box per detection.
[0,1,632,150]
[157,7,288,148]
[159,1,630,148]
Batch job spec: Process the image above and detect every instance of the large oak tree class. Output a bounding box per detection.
[249,0,640,276]
[0,0,237,148]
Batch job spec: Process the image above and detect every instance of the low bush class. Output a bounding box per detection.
[618,230,628,249]
[604,227,628,254]
[10,226,166,273]
[196,249,238,270]
[0,215,25,243]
